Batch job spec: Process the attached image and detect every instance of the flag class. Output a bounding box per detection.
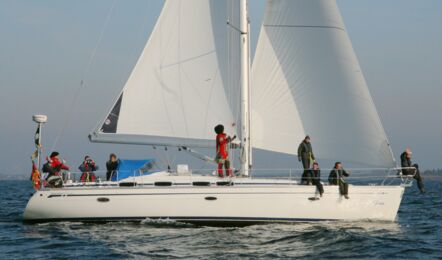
[30,160,41,190]
[34,126,41,148]
[31,150,38,160]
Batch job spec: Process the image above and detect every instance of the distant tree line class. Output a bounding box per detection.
[422,169,442,178]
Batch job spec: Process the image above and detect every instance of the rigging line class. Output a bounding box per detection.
[152,147,170,170]
[227,1,241,134]
[50,0,117,152]
[227,1,236,169]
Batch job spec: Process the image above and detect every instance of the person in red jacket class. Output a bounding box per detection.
[42,151,70,187]
[48,151,70,176]
[79,155,99,182]
[215,124,234,177]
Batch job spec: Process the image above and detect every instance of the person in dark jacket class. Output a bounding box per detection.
[106,153,119,181]
[79,155,99,182]
[400,148,425,193]
[301,170,313,185]
[309,162,324,197]
[298,135,315,178]
[328,162,350,199]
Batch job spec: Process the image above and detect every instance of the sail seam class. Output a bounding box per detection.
[160,50,216,69]
[263,25,345,31]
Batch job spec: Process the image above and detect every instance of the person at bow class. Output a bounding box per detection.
[310,162,324,197]
[298,135,315,180]
[328,162,350,199]
[400,148,425,193]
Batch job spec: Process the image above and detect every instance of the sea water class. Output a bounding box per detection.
[0,180,441,259]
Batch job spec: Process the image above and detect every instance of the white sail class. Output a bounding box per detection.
[251,0,395,168]
[90,0,240,148]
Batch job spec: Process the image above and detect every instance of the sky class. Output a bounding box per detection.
[0,0,441,178]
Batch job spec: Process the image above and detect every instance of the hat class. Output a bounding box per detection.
[50,151,59,158]
[305,135,310,140]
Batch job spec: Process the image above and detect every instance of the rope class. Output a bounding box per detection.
[152,147,173,171]
[49,0,117,152]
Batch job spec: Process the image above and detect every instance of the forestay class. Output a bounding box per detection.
[251,0,395,168]
[90,0,241,148]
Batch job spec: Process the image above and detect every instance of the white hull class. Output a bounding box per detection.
[24,176,405,225]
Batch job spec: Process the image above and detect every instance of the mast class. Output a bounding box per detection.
[33,114,47,189]
[240,0,251,176]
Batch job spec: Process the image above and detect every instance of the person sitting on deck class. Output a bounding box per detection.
[214,124,234,178]
[79,156,99,183]
[106,153,119,181]
[400,148,425,193]
[328,162,350,199]
[309,162,324,197]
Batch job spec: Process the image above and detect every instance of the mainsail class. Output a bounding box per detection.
[251,0,395,168]
[90,0,241,148]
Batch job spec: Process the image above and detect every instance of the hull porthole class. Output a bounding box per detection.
[97,197,110,203]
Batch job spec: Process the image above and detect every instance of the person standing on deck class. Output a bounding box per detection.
[328,162,350,199]
[106,153,119,181]
[215,124,233,178]
[400,148,425,193]
[298,136,315,177]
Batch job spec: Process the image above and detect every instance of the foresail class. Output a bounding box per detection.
[91,0,241,148]
[251,0,395,168]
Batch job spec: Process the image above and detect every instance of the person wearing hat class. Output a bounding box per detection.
[214,124,234,177]
[42,151,70,187]
[46,151,70,176]
[297,135,315,177]
[400,148,425,193]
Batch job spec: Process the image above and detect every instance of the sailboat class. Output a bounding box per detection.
[24,0,411,224]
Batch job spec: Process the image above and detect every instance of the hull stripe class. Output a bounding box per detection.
[46,191,388,198]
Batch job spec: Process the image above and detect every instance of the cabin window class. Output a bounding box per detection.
[119,182,137,187]
[192,181,211,186]
[216,181,233,186]
[154,181,172,186]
